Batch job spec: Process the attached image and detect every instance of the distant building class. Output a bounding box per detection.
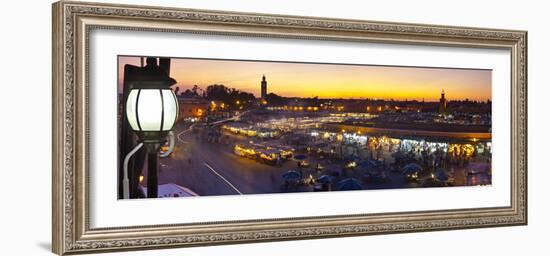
[439,89,447,114]
[177,97,209,120]
[261,74,267,99]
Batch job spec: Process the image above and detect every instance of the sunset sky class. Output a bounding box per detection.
[118,56,491,101]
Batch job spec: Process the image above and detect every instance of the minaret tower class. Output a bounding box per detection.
[261,74,267,99]
[439,89,447,115]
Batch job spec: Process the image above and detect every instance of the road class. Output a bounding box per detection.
[159,118,295,196]
[176,110,248,143]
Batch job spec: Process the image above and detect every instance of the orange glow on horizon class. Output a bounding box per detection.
[118,56,492,101]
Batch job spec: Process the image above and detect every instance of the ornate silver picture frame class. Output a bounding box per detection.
[52,1,527,255]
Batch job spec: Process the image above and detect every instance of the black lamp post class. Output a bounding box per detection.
[125,81,178,198]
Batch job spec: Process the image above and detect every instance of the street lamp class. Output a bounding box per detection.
[124,81,178,198]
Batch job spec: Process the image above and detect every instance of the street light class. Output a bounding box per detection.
[124,81,178,198]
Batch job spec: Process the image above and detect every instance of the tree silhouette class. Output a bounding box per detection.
[205,84,255,108]
[266,92,286,106]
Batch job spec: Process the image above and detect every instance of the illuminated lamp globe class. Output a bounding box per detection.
[126,82,178,143]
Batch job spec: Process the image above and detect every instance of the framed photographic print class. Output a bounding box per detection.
[52,1,527,255]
